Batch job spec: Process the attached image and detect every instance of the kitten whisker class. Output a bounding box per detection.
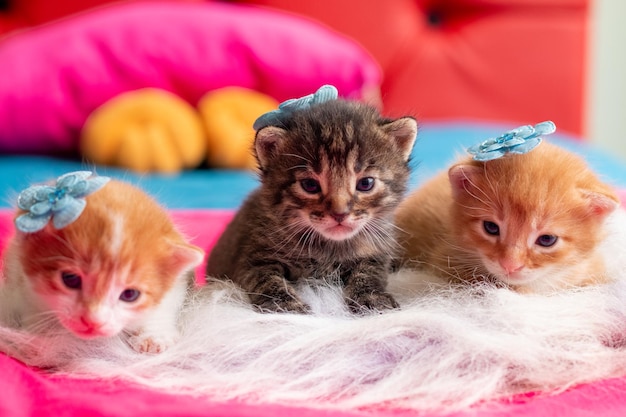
[465,169,496,204]
[360,226,379,253]
[381,218,408,235]
[287,165,310,171]
[456,203,491,215]
[464,186,494,210]
[482,168,504,209]
[310,229,323,257]
[269,216,318,260]
[295,227,316,260]
[363,219,397,252]
[281,153,312,164]
[268,220,304,242]
[24,311,64,335]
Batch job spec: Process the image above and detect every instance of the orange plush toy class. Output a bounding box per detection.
[198,88,279,170]
[81,87,278,173]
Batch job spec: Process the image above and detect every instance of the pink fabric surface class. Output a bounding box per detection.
[0,1,381,155]
[2,348,626,417]
[2,208,626,417]
[0,353,377,417]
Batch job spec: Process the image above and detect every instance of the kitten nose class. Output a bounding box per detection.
[330,212,348,223]
[499,259,524,274]
[80,315,104,330]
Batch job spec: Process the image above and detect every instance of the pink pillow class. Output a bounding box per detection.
[0,1,381,155]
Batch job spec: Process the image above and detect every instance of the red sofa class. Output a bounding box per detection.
[0,0,588,135]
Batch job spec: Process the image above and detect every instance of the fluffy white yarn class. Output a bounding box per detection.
[1,210,626,413]
[2,271,626,414]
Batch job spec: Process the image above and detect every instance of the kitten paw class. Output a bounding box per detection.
[255,298,311,314]
[249,278,311,314]
[346,291,399,315]
[127,333,177,354]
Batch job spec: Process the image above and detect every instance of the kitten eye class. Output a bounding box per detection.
[536,234,558,247]
[483,221,500,236]
[61,271,82,289]
[119,289,140,303]
[356,177,375,192]
[300,178,321,194]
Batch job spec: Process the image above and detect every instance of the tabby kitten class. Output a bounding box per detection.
[207,99,417,313]
[0,175,204,353]
[395,141,620,293]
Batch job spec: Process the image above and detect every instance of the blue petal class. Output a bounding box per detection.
[52,198,86,229]
[511,125,534,138]
[483,142,506,152]
[17,185,54,210]
[56,171,92,189]
[278,97,301,111]
[311,85,338,104]
[69,180,88,195]
[279,94,315,113]
[509,138,542,154]
[15,213,52,233]
[71,176,110,198]
[253,85,338,130]
[278,98,297,108]
[252,110,283,130]
[50,194,71,210]
[468,143,485,154]
[30,201,53,216]
[468,138,497,154]
[497,132,515,142]
[534,121,556,135]
[474,149,506,162]
[278,94,313,113]
[35,187,55,201]
[502,137,526,147]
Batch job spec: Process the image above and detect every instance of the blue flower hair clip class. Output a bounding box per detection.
[253,84,339,130]
[467,121,556,162]
[15,171,110,233]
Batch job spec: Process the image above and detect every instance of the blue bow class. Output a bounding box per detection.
[468,121,556,162]
[15,171,110,233]
[253,85,339,130]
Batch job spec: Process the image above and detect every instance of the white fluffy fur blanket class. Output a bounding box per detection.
[2,268,626,414]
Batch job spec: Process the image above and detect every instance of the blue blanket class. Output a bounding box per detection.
[1,122,624,209]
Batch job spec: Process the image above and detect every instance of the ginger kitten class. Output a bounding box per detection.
[395,139,620,294]
[0,172,204,353]
[207,91,417,314]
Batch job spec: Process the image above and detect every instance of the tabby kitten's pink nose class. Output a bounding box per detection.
[330,212,348,223]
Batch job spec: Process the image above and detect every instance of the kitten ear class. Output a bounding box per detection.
[166,242,205,277]
[255,126,288,169]
[448,164,482,198]
[581,188,620,218]
[380,117,418,161]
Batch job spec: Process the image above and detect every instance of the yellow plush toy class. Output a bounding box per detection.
[80,87,278,173]
[197,87,278,170]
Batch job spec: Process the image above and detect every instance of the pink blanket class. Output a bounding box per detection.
[1,209,626,417]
